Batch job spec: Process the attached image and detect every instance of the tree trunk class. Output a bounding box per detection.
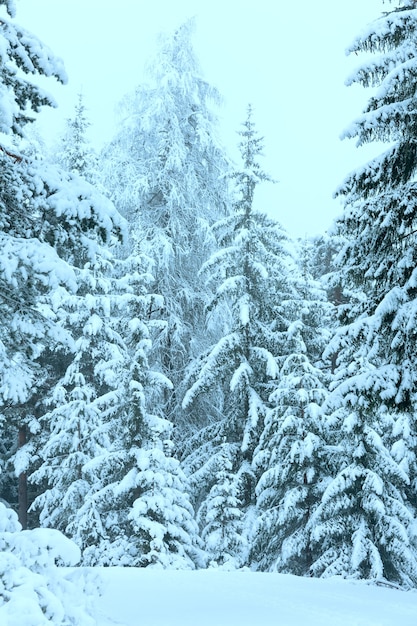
[18,425,28,529]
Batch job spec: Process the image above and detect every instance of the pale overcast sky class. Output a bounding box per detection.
[15,0,386,238]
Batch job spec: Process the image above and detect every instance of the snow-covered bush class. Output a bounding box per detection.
[0,503,96,626]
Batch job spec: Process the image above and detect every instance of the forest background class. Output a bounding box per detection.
[2,1,417,623]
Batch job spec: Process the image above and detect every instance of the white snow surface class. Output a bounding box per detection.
[92,567,417,626]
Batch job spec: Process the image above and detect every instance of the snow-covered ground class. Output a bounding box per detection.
[93,568,417,626]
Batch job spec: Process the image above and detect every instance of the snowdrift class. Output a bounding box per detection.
[93,568,417,626]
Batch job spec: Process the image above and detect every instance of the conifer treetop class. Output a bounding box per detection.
[232,104,275,214]
[0,0,67,137]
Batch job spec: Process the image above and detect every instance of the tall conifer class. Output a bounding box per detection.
[312,1,417,586]
[183,107,295,563]
[102,19,231,432]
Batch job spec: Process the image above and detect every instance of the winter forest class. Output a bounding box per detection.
[2,0,417,620]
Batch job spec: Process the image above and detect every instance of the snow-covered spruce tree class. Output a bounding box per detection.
[61,249,158,559]
[0,502,96,626]
[311,1,417,587]
[77,431,204,569]
[183,106,295,565]
[29,95,127,536]
[250,239,333,574]
[79,435,203,570]
[29,247,126,539]
[0,1,112,619]
[102,18,231,431]
[55,92,101,185]
[197,443,245,568]
[61,248,203,569]
[0,0,125,532]
[81,423,203,569]
[0,0,71,526]
[0,1,68,526]
[23,168,125,530]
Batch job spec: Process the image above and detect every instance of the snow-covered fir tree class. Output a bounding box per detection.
[79,419,203,569]
[311,0,417,587]
[0,0,66,522]
[52,246,203,568]
[0,0,114,617]
[27,92,130,539]
[197,443,245,568]
[183,106,295,564]
[0,0,125,533]
[24,167,126,533]
[65,249,160,560]
[84,421,202,569]
[55,92,100,185]
[0,0,72,527]
[101,18,231,431]
[29,244,126,538]
[251,238,333,574]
